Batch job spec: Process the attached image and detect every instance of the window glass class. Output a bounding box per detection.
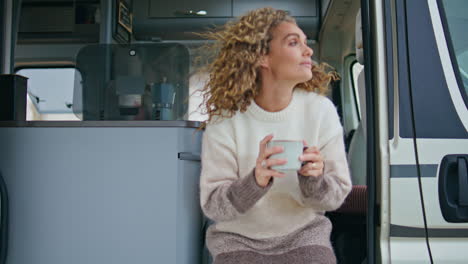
[188,72,208,122]
[340,57,362,146]
[16,68,81,121]
[73,44,191,121]
[440,0,468,106]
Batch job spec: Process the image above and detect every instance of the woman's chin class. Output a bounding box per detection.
[298,73,313,83]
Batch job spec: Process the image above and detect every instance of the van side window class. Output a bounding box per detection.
[440,0,468,108]
[16,68,81,121]
[341,57,363,151]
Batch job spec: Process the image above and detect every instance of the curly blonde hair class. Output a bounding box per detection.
[198,7,338,126]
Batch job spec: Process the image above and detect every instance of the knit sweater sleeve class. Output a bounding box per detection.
[297,98,352,211]
[199,121,272,222]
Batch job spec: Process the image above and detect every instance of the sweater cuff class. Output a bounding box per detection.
[227,169,272,213]
[298,172,325,198]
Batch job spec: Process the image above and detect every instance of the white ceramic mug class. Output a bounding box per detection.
[267,140,303,171]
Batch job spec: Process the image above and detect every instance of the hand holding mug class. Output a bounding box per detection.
[254,134,287,187]
[298,142,324,178]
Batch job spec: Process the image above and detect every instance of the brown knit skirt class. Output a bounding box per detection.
[213,245,336,264]
[208,215,336,264]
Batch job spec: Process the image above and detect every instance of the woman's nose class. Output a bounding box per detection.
[304,45,313,57]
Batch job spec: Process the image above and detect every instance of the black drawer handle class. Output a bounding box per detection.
[178,152,201,161]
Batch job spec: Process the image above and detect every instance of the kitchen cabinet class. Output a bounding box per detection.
[149,0,231,18]
[233,0,317,17]
[0,123,203,264]
[136,0,320,40]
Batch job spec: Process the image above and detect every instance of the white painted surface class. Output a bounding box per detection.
[390,237,431,264]
[390,138,468,165]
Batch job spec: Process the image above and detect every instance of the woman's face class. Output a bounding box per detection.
[262,22,313,84]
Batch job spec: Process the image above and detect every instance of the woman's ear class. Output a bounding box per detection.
[258,55,269,69]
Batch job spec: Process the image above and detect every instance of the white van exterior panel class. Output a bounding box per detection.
[420,179,468,228]
[390,237,432,264]
[387,1,468,263]
[391,238,468,263]
[427,238,468,264]
[391,178,468,228]
[390,138,468,165]
[390,178,425,227]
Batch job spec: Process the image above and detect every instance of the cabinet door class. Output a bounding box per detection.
[149,0,231,18]
[148,0,184,18]
[233,0,317,17]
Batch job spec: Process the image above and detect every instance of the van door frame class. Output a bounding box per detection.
[362,0,391,263]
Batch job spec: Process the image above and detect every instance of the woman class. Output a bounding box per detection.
[199,7,352,264]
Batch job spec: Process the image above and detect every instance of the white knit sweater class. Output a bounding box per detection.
[200,89,352,240]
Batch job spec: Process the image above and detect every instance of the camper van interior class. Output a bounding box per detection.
[1,0,468,263]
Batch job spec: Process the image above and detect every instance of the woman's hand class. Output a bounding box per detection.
[298,142,324,178]
[254,134,287,187]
